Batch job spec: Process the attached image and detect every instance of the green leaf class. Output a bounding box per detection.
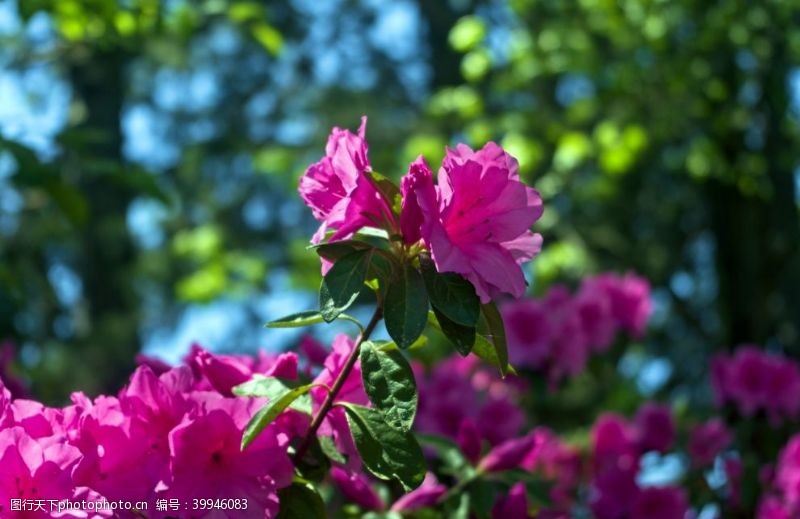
[265,310,364,333]
[367,171,402,217]
[360,341,418,432]
[417,434,471,476]
[237,380,315,449]
[375,335,428,352]
[311,240,373,262]
[384,263,429,349]
[319,249,373,322]
[266,310,325,328]
[318,435,348,465]
[340,403,426,491]
[430,307,476,356]
[276,482,326,519]
[420,255,480,326]
[476,303,508,376]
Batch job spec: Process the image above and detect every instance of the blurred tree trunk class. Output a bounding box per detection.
[68,48,139,394]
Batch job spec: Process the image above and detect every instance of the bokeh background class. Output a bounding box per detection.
[0,0,798,412]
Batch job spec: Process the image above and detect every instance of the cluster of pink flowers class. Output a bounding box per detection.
[413,355,527,451]
[589,407,686,519]
[711,345,800,423]
[502,272,651,384]
[759,433,800,518]
[299,118,544,302]
[0,339,385,518]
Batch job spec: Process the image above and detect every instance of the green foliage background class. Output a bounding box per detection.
[0,0,798,419]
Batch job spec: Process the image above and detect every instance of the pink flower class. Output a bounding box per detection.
[457,419,482,464]
[298,117,397,244]
[574,280,617,352]
[688,418,731,467]
[330,467,384,511]
[634,403,675,454]
[591,414,639,475]
[478,433,537,473]
[0,426,84,518]
[590,273,651,338]
[186,344,254,396]
[391,473,447,512]
[523,428,581,509]
[631,486,688,519]
[69,395,157,506]
[775,434,800,510]
[503,299,553,369]
[401,143,543,303]
[589,465,640,519]
[757,496,792,519]
[161,398,293,518]
[491,482,528,519]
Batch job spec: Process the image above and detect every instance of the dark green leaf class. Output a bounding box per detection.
[417,434,471,476]
[420,255,480,326]
[430,306,476,356]
[240,382,314,449]
[476,302,510,377]
[276,482,326,519]
[311,240,373,262]
[360,341,418,431]
[384,263,429,349]
[319,249,373,322]
[340,403,426,491]
[318,435,348,465]
[367,170,402,217]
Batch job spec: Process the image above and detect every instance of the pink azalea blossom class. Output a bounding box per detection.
[631,486,688,519]
[688,418,731,467]
[491,482,528,519]
[634,403,675,454]
[589,273,651,338]
[390,473,446,512]
[522,428,581,509]
[478,433,537,473]
[298,117,397,244]
[712,346,800,422]
[0,426,85,518]
[503,298,553,369]
[574,279,617,352]
[775,433,800,510]
[457,418,482,464]
[330,466,384,511]
[161,398,292,518]
[401,143,543,302]
[757,496,792,519]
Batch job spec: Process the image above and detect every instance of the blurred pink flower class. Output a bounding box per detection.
[330,466,384,511]
[688,418,731,467]
[391,472,447,512]
[775,434,800,510]
[634,403,675,454]
[401,143,543,302]
[712,346,800,423]
[491,482,528,519]
[478,433,537,473]
[631,486,688,519]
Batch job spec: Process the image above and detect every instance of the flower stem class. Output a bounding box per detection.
[293,305,383,463]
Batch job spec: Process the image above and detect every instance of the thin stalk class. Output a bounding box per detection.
[293,306,383,463]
